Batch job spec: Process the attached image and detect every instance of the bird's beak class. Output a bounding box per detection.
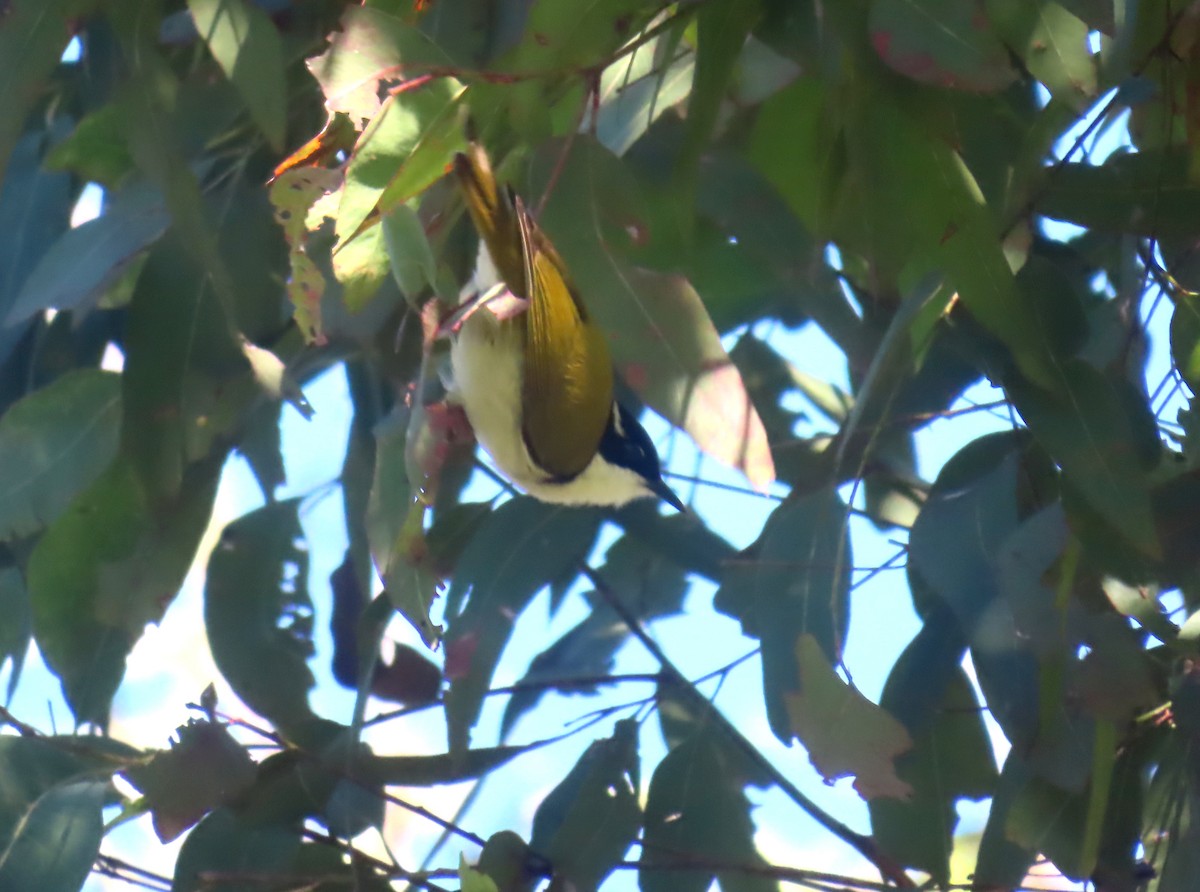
[651,478,687,512]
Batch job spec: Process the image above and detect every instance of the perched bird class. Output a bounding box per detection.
[448,143,684,510]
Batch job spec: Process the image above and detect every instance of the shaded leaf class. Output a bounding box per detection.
[0,778,106,892]
[173,807,300,892]
[871,632,997,883]
[188,0,286,151]
[44,104,135,187]
[123,719,256,843]
[714,487,851,742]
[7,185,169,326]
[474,831,540,892]
[0,0,96,185]
[204,499,317,736]
[1040,151,1200,235]
[531,719,640,892]
[443,498,601,750]
[784,633,913,799]
[869,0,1017,92]
[29,456,219,725]
[0,370,120,541]
[1009,360,1159,556]
[640,725,777,892]
[0,562,30,701]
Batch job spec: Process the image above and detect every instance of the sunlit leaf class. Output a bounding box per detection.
[783,633,913,799]
[188,0,287,151]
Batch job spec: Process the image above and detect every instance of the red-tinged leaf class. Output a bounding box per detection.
[306,6,455,124]
[783,634,914,800]
[532,139,775,490]
[122,719,256,842]
[269,167,342,248]
[869,0,1017,92]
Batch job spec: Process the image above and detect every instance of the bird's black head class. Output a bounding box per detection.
[598,403,685,511]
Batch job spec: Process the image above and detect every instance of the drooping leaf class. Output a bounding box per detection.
[442,498,601,750]
[122,719,256,843]
[531,719,640,892]
[187,0,286,151]
[783,633,913,800]
[0,562,29,701]
[0,370,120,541]
[29,456,220,725]
[204,499,317,736]
[714,487,851,742]
[870,625,998,883]
[640,724,777,892]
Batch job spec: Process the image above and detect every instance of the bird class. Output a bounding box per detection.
[447,142,684,511]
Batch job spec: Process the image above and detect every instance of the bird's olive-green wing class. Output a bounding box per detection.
[453,144,527,296]
[516,199,614,480]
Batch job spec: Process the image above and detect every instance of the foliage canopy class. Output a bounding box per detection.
[1,0,1200,890]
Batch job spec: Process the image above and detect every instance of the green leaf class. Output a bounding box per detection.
[306,6,456,124]
[640,725,777,892]
[460,855,502,892]
[336,78,466,251]
[1040,151,1200,235]
[44,104,136,187]
[871,630,997,883]
[502,527,690,737]
[783,634,913,799]
[611,500,736,584]
[474,831,541,892]
[0,778,106,892]
[120,233,248,504]
[987,1,1097,109]
[1009,360,1159,556]
[0,563,29,700]
[0,370,121,541]
[187,0,286,151]
[383,203,438,306]
[357,742,542,787]
[713,487,851,742]
[868,0,1018,91]
[7,185,169,326]
[908,433,1042,747]
[442,498,601,750]
[530,719,640,892]
[499,0,656,75]
[333,216,391,312]
[29,456,219,725]
[204,499,317,735]
[173,807,301,892]
[532,138,775,490]
[595,36,695,157]
[122,719,256,843]
[0,127,72,324]
[0,0,98,185]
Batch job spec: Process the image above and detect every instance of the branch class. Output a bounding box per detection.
[582,564,916,888]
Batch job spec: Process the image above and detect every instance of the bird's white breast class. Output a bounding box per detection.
[448,309,649,507]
